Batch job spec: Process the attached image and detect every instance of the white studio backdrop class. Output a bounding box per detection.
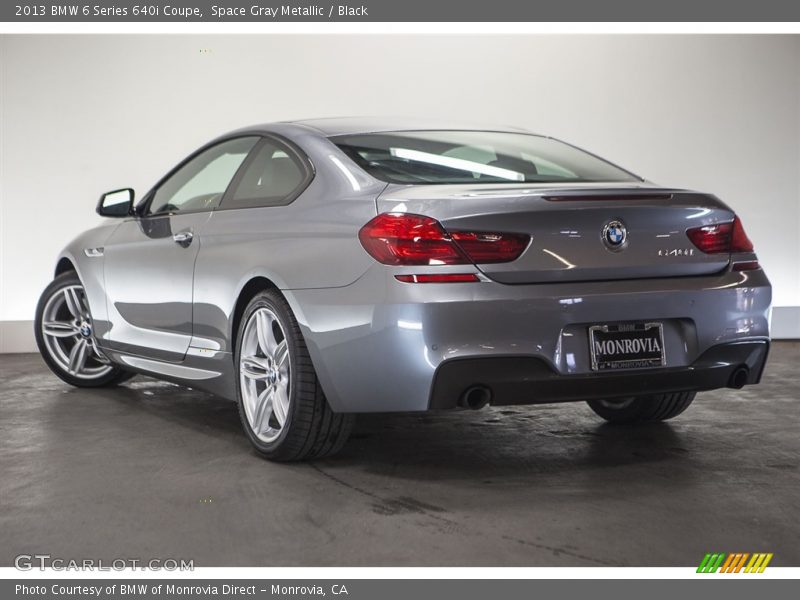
[1,34,798,350]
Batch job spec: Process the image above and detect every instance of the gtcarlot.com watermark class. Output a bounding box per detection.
[15,554,194,571]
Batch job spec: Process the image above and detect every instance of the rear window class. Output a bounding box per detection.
[333,131,639,185]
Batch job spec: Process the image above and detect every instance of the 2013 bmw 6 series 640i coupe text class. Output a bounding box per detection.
[35,117,772,461]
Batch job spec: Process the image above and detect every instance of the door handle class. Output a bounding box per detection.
[173,231,194,247]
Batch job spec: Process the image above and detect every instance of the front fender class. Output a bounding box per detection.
[56,222,119,341]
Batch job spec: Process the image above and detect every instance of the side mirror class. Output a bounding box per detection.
[97,188,135,218]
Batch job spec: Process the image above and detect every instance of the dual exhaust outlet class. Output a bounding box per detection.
[457,365,750,410]
[459,385,492,410]
[727,365,750,390]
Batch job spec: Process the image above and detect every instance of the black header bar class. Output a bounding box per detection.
[4,0,800,22]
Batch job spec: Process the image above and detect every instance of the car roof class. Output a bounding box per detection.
[277,116,534,137]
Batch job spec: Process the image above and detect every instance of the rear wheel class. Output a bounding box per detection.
[235,289,354,461]
[35,272,134,387]
[587,392,696,423]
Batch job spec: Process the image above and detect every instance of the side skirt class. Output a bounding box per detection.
[97,344,236,400]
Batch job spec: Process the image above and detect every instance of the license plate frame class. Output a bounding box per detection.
[588,322,666,371]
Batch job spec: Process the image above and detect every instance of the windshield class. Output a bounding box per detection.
[333,131,639,185]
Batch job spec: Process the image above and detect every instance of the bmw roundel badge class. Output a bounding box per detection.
[602,219,627,250]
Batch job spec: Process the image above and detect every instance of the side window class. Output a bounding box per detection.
[147,137,259,215]
[223,139,309,209]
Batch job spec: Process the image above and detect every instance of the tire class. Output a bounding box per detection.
[35,272,134,388]
[586,392,696,424]
[235,289,354,461]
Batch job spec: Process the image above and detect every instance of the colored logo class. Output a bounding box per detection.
[697,552,773,573]
[602,219,627,250]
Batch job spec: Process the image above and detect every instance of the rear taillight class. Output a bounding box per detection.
[358,213,465,265]
[730,216,754,252]
[449,231,530,263]
[686,215,754,254]
[358,213,529,266]
[686,222,733,254]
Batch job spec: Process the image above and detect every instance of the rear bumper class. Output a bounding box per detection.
[288,266,772,413]
[429,340,769,408]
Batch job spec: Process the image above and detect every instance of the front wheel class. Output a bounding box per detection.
[235,289,354,461]
[587,392,696,423]
[35,272,134,387]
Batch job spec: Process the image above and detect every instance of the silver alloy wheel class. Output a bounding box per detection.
[240,308,292,443]
[41,284,113,380]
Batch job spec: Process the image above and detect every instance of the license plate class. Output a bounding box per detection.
[589,322,665,371]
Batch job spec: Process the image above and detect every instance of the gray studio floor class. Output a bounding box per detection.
[1,342,798,567]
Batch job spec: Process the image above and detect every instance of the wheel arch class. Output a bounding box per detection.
[55,256,77,277]
[228,274,337,409]
[52,253,91,310]
[230,276,280,355]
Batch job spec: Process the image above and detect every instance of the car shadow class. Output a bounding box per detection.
[81,375,697,483]
[322,408,694,481]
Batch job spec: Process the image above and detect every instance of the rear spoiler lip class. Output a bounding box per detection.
[542,192,674,202]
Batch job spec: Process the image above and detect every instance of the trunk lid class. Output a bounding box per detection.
[376,183,733,284]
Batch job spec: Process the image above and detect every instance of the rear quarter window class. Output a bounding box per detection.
[221,138,312,209]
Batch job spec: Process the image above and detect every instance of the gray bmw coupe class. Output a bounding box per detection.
[35,117,771,460]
